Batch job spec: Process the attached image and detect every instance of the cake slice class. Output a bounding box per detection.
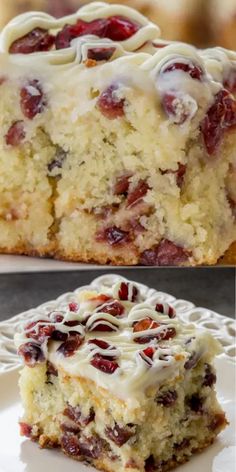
[15,277,228,472]
[0,2,235,266]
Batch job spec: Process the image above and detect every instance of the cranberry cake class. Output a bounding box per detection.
[15,277,228,472]
[0,2,235,266]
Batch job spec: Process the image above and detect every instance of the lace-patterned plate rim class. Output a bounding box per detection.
[0,274,235,374]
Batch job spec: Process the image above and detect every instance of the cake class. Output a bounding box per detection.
[1,0,236,51]
[15,276,228,472]
[0,2,235,266]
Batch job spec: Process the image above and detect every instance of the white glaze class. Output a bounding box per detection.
[15,280,222,402]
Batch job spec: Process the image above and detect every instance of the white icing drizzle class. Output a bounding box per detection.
[15,280,221,402]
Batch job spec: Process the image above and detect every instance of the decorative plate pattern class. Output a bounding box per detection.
[0,274,235,373]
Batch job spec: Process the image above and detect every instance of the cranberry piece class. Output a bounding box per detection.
[55,16,139,49]
[92,294,111,304]
[88,319,118,332]
[90,354,119,374]
[51,330,68,341]
[113,172,132,195]
[202,363,216,387]
[140,346,155,365]
[19,422,33,438]
[88,339,111,350]
[10,28,55,54]
[184,351,200,370]
[208,413,226,431]
[57,333,84,357]
[118,282,139,302]
[105,16,140,41]
[145,455,156,472]
[64,320,80,327]
[60,422,81,434]
[61,433,81,456]
[156,390,178,407]
[105,423,135,446]
[127,179,150,207]
[64,404,95,427]
[55,19,107,49]
[87,47,115,61]
[155,303,176,318]
[5,121,25,146]
[0,76,7,85]
[68,302,78,312]
[161,61,203,81]
[140,239,189,266]
[97,300,124,316]
[133,317,176,344]
[97,84,125,120]
[201,89,236,155]
[187,394,203,414]
[97,225,130,245]
[25,319,55,342]
[18,342,45,367]
[77,435,104,459]
[162,92,192,125]
[20,80,46,120]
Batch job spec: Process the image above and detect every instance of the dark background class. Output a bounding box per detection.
[0,268,235,321]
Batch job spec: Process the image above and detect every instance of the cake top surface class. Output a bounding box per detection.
[15,278,221,403]
[0,0,235,92]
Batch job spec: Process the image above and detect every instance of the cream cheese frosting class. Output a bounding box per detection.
[15,279,221,403]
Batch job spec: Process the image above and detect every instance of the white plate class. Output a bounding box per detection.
[0,275,235,472]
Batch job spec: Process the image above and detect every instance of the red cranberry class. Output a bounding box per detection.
[162,163,187,188]
[51,330,68,341]
[156,389,178,407]
[97,84,125,119]
[97,300,124,316]
[55,16,140,49]
[64,404,95,427]
[161,60,203,81]
[78,435,104,459]
[187,394,203,414]
[57,333,84,357]
[88,339,111,350]
[145,455,156,472]
[96,225,130,245]
[140,346,155,365]
[201,89,236,155]
[87,47,115,61]
[19,422,33,438]
[10,28,55,54]
[0,76,7,85]
[88,318,118,332]
[140,239,190,266]
[60,422,81,434]
[68,302,78,312]
[162,92,192,125]
[118,282,139,302]
[46,361,58,377]
[133,317,176,344]
[105,423,135,447]
[25,319,55,342]
[202,363,216,387]
[61,433,81,456]
[155,303,176,318]
[18,342,45,366]
[49,312,64,323]
[105,16,139,41]
[113,172,132,195]
[5,121,25,146]
[90,354,119,374]
[20,80,46,120]
[127,179,150,207]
